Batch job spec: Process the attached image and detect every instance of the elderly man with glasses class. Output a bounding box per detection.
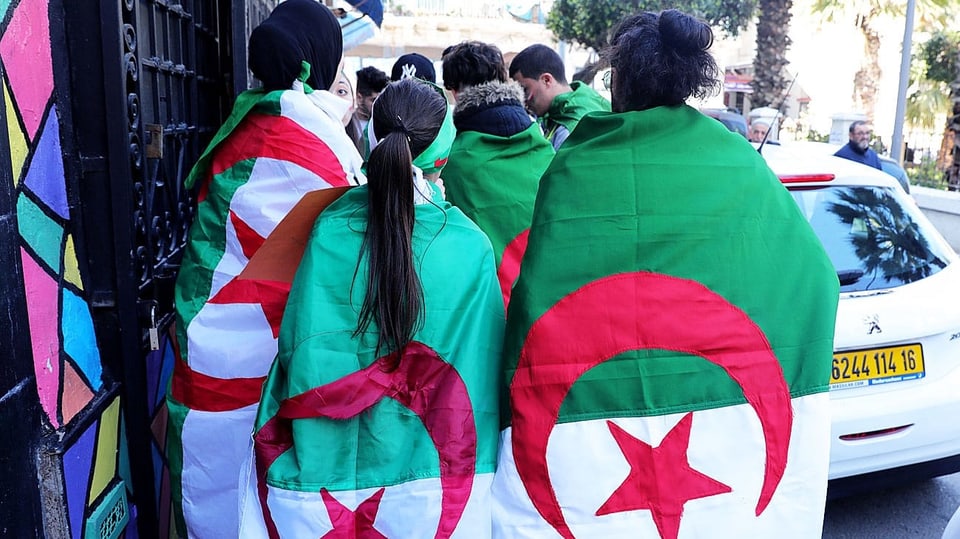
[834,120,882,170]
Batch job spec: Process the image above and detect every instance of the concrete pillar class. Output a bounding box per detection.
[830,112,868,145]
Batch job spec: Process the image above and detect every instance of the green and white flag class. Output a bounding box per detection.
[239,187,505,538]
[491,105,839,539]
[442,123,553,307]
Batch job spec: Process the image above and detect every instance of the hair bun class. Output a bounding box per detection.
[658,9,713,55]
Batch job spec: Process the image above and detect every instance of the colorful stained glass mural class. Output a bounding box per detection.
[147,328,177,539]
[1,0,134,534]
[2,0,263,533]
[3,0,104,431]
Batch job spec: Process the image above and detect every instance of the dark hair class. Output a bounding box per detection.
[248,0,343,92]
[508,44,567,84]
[441,41,508,92]
[605,9,720,113]
[356,79,447,365]
[356,66,390,96]
[848,120,868,133]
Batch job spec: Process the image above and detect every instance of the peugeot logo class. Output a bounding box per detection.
[863,314,882,335]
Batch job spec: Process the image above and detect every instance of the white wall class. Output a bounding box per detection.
[914,186,960,253]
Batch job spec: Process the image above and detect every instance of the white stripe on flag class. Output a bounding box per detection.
[186,301,276,378]
[491,394,830,538]
[229,158,335,240]
[180,404,259,539]
[207,213,248,300]
[239,455,494,539]
[279,90,365,185]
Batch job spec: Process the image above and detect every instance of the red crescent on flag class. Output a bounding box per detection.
[510,272,792,539]
[254,342,476,539]
[498,229,530,309]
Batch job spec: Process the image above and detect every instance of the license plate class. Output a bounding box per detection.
[830,344,925,390]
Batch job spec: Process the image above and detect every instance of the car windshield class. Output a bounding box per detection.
[790,185,952,292]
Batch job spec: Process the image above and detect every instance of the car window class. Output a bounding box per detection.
[878,159,910,193]
[790,185,951,292]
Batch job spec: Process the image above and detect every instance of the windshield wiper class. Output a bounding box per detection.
[837,269,865,286]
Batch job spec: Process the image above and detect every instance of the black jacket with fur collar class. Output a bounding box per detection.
[453,80,533,138]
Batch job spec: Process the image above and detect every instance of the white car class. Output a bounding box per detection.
[759,142,960,497]
[781,140,911,193]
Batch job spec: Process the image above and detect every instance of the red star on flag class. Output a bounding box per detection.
[320,488,387,538]
[596,413,732,539]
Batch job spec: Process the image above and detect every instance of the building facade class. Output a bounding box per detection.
[0,1,274,536]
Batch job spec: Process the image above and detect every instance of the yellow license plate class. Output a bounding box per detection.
[831,344,925,389]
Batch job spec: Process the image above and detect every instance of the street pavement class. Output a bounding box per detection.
[822,471,960,538]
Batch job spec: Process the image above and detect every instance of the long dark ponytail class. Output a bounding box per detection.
[355,79,447,365]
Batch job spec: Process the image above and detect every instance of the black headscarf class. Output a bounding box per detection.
[248,0,343,92]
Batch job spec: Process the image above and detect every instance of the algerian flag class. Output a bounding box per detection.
[491,105,839,539]
[541,80,610,139]
[238,187,505,538]
[442,123,554,307]
[167,87,363,538]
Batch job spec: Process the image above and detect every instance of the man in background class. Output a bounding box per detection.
[391,52,437,83]
[509,43,609,149]
[354,65,389,130]
[749,119,770,143]
[441,41,554,308]
[834,120,882,169]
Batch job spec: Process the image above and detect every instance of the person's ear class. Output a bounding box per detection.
[541,73,554,87]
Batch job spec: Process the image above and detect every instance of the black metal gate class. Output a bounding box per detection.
[59,0,275,535]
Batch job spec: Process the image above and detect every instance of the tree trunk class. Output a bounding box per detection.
[946,88,960,190]
[853,9,882,122]
[751,0,793,108]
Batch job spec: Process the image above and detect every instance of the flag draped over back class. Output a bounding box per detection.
[491,105,839,539]
[542,80,610,137]
[239,186,505,538]
[167,87,363,538]
[441,123,554,307]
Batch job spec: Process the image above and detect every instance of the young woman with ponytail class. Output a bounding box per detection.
[240,79,505,538]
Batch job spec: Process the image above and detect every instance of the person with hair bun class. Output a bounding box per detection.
[240,79,504,538]
[606,9,721,113]
[167,1,365,536]
[491,9,838,538]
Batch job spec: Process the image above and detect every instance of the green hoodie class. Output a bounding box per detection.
[541,81,610,148]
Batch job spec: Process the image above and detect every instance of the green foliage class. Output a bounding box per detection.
[908,157,949,189]
[905,76,950,130]
[921,31,960,84]
[546,0,758,53]
[806,129,830,142]
[906,42,951,130]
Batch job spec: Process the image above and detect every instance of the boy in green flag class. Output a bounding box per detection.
[491,10,838,539]
[509,44,610,149]
[441,41,555,309]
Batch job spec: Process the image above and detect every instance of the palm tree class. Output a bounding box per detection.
[751,0,793,108]
[916,30,960,189]
[905,54,950,131]
[811,0,955,122]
